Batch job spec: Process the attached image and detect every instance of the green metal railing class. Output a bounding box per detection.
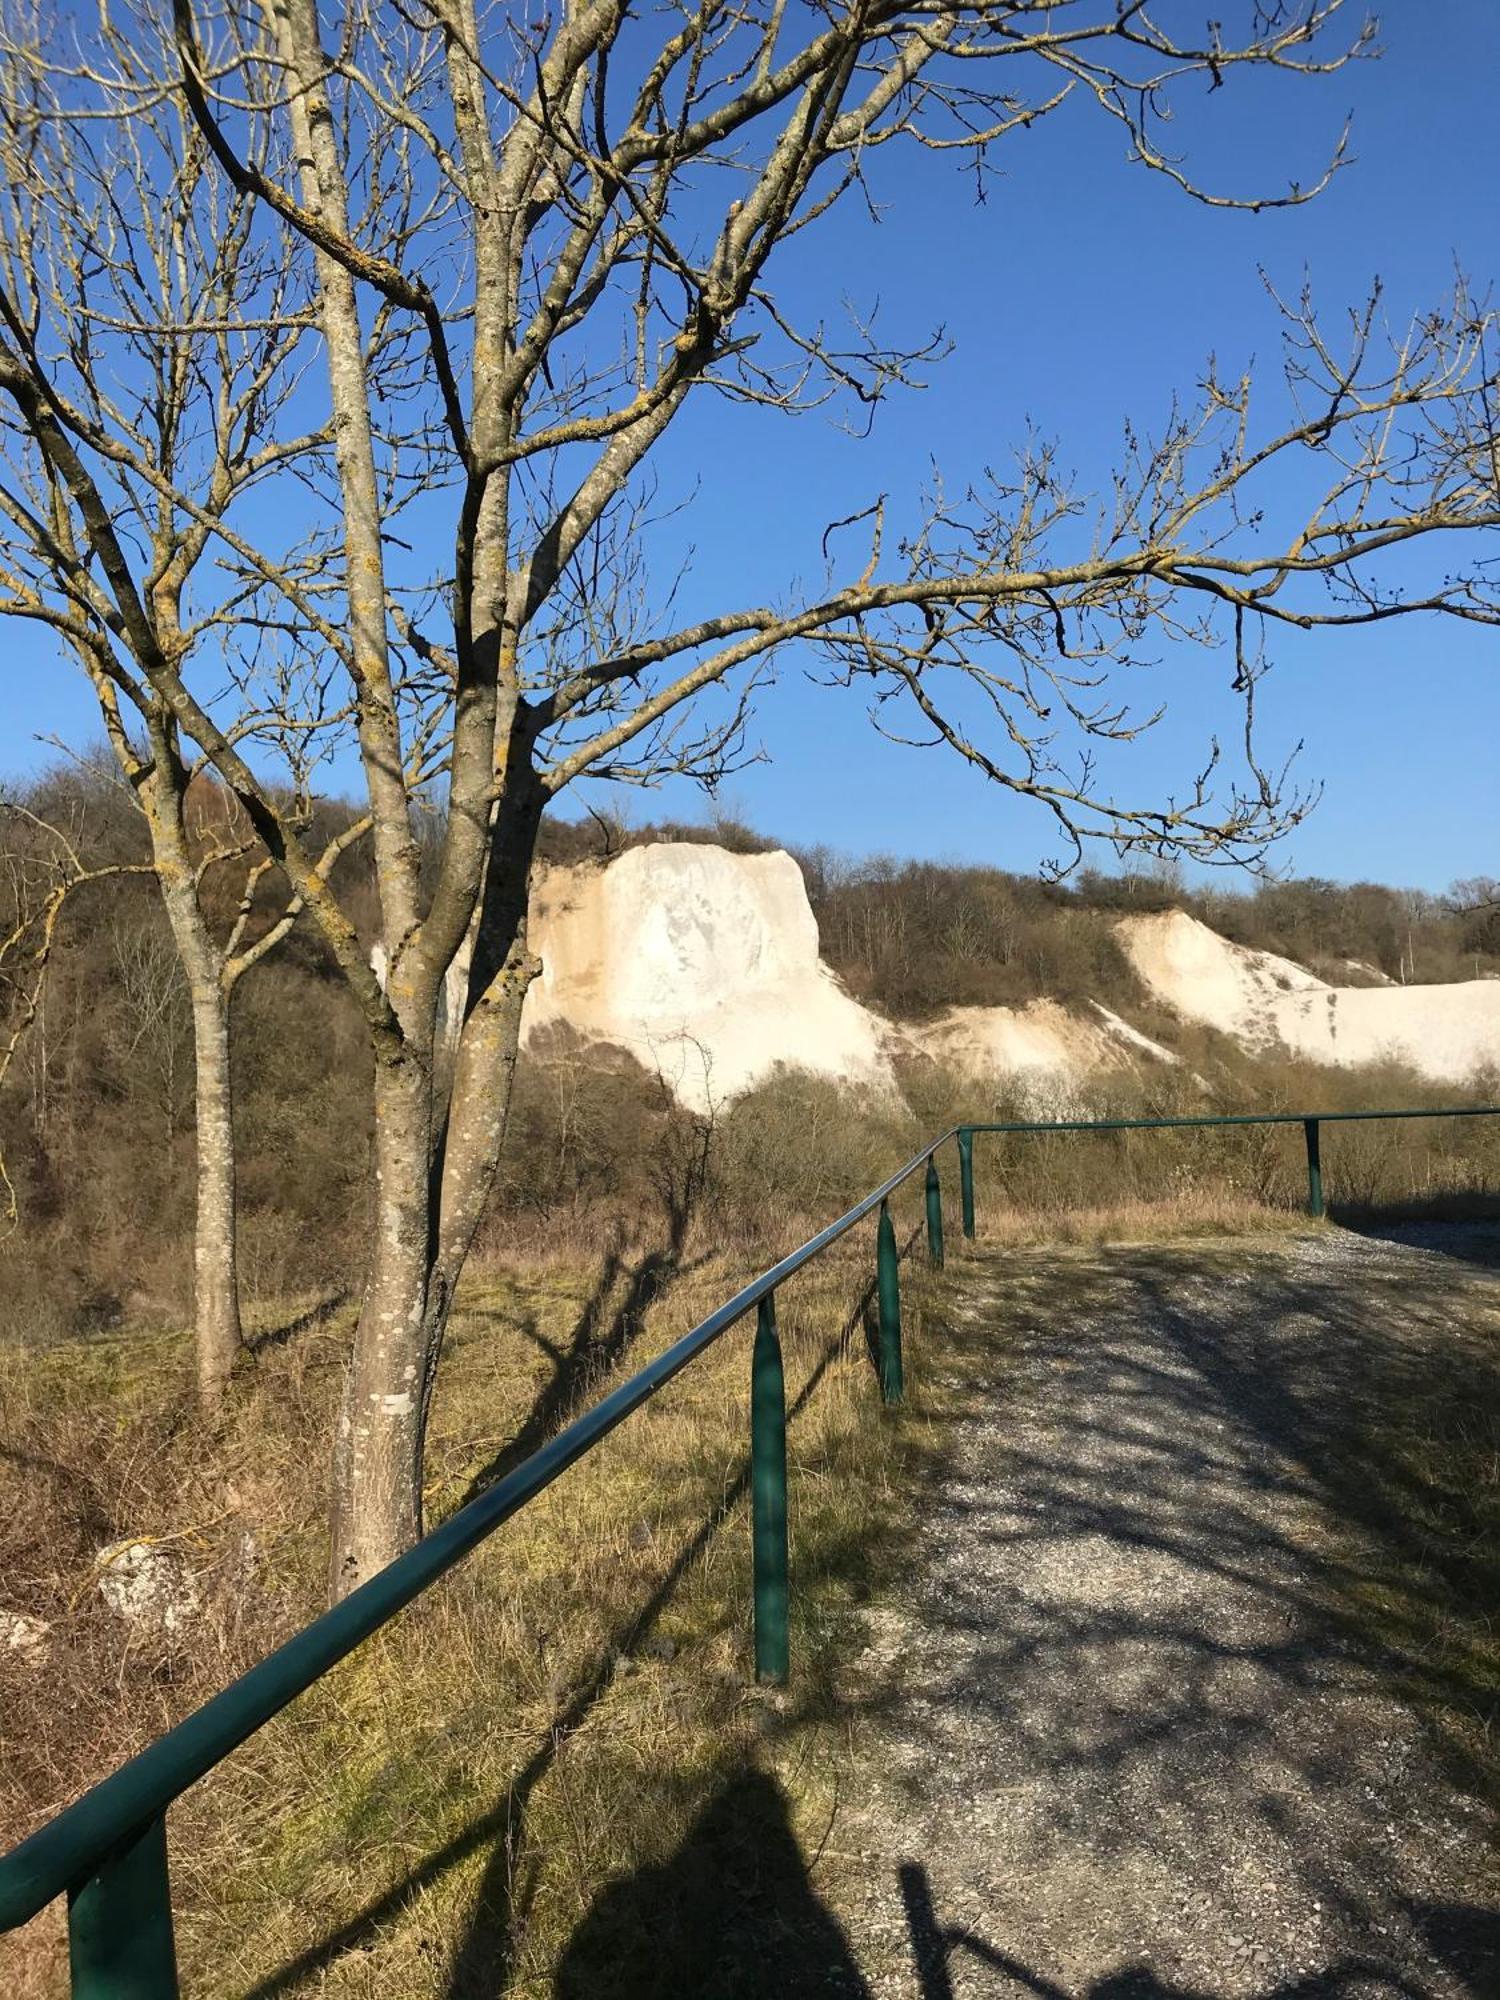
[2,1101,1496,1993]
[953,1103,1500,1234]
[0,1129,952,1995]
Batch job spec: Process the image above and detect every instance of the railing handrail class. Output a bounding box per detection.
[963,1105,1500,1135]
[4,1096,1497,1963]
[0,1127,956,1932]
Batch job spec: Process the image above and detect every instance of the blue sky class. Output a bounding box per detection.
[612,2,1500,889]
[5,4,1496,891]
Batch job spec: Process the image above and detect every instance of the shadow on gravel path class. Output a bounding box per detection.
[835,1227,1500,1998]
[1333,1214,1500,1273]
[553,1769,871,1999]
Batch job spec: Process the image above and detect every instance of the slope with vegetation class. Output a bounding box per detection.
[3,770,1498,1354]
[4,773,1500,1993]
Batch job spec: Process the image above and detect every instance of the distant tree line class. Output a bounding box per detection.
[811,857,1500,1014]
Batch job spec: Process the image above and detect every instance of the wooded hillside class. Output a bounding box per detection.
[3,764,1495,1348]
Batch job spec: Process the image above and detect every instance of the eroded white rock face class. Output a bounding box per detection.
[1116,909,1326,1050]
[524,845,898,1111]
[95,1539,201,1634]
[0,1609,50,1656]
[900,998,1174,1111]
[1118,909,1500,1082]
[385,844,1500,1110]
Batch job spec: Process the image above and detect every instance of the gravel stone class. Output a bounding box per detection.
[833,1228,1500,1998]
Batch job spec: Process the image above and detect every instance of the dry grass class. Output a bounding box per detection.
[0,1195,944,1998]
[4,1076,1499,1995]
[953,1074,1500,1229]
[971,1190,1312,1246]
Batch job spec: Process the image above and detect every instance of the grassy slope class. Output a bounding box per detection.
[1,1209,942,1997]
[5,1167,1500,1994]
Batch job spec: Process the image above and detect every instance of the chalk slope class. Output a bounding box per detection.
[516,847,1500,1107]
[1118,909,1500,1083]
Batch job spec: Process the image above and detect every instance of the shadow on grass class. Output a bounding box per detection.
[457,1200,707,1508]
[547,1767,870,1999]
[0,1444,113,1540]
[242,1234,914,2000]
[243,1290,350,1358]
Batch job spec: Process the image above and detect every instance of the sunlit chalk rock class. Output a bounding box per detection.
[0,1609,51,1657]
[1119,909,1500,1083]
[94,1537,202,1634]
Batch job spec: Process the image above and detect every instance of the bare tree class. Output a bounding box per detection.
[110,908,193,1144]
[1448,878,1500,915]
[1,0,1497,1592]
[0,9,370,1405]
[1445,876,1500,968]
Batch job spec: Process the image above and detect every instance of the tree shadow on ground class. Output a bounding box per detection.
[1132,1232,1500,1806]
[243,1289,350,1357]
[457,1194,706,1507]
[241,1246,905,2000]
[930,1226,1500,1791]
[1330,1208,1500,1272]
[537,1767,869,1999]
[851,1224,1500,1998]
[0,1444,113,1540]
[242,1445,761,2000]
[900,1860,1500,1999]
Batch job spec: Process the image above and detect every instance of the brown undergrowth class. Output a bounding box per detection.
[3,1074,1499,1995]
[1,1193,947,1997]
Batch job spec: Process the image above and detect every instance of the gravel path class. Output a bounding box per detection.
[833,1227,1500,1999]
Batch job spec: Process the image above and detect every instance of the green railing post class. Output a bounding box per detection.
[876,1199,904,1403]
[68,1815,178,1999]
[925,1156,944,1269]
[750,1294,790,1685]
[958,1127,975,1241]
[1304,1117,1325,1219]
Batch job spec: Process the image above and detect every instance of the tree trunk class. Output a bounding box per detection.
[328,1048,434,1599]
[411,929,539,1489]
[414,791,543,1489]
[191,980,242,1410]
[145,743,246,1416]
[329,787,543,1598]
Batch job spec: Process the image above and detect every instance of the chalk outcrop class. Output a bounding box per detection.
[0,1609,50,1657]
[902,999,1176,1109]
[94,1537,202,1634]
[523,844,897,1111]
[404,844,1500,1110]
[520,843,1177,1110]
[1118,909,1500,1084]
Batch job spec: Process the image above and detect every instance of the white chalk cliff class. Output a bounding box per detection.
[516,844,1500,1107]
[1117,909,1500,1085]
[523,844,895,1109]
